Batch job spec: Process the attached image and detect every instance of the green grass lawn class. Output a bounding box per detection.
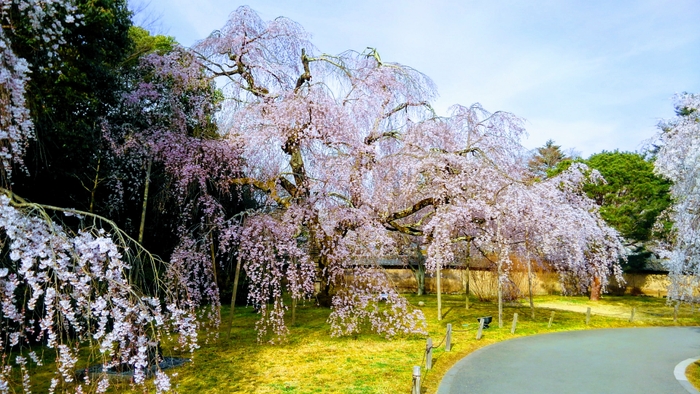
[686,360,700,390]
[13,294,700,393]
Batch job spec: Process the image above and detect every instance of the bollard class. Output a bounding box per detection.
[445,324,452,352]
[548,311,555,328]
[426,338,433,370]
[511,313,518,334]
[629,307,635,322]
[585,307,591,325]
[412,365,421,394]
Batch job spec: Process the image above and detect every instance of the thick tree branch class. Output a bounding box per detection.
[294,48,312,92]
[385,198,435,222]
[230,177,290,207]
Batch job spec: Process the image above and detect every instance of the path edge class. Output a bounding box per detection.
[674,357,700,394]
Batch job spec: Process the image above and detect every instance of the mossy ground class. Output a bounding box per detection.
[12,294,700,393]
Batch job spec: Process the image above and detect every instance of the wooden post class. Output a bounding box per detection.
[629,307,635,322]
[586,307,591,325]
[426,338,433,370]
[412,366,421,394]
[511,313,518,334]
[674,303,679,322]
[548,311,555,328]
[476,318,485,340]
[445,324,452,351]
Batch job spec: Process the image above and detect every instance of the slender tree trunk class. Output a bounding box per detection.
[413,242,425,295]
[89,157,101,214]
[138,158,152,245]
[209,232,218,284]
[525,234,535,319]
[209,230,221,324]
[416,263,425,296]
[227,255,243,340]
[437,263,442,321]
[527,258,534,319]
[309,227,333,307]
[465,243,470,310]
[590,275,602,301]
[498,260,503,328]
[496,220,503,328]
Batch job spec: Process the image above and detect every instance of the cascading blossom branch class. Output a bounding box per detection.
[0,194,197,393]
[0,0,81,180]
[653,93,700,302]
[237,206,316,342]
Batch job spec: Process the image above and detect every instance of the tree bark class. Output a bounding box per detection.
[415,263,425,296]
[590,275,602,301]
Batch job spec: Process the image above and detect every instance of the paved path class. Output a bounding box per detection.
[438,327,700,394]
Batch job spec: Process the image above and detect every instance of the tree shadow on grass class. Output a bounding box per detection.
[443,306,455,319]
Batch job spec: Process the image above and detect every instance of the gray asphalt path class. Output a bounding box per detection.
[438,327,700,394]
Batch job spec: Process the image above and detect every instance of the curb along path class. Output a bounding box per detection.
[438,327,700,394]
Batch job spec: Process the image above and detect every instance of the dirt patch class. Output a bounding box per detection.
[536,302,642,320]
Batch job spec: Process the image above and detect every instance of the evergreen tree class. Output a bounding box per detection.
[9,0,133,211]
[528,139,569,178]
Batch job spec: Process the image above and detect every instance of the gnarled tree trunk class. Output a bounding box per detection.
[589,275,602,301]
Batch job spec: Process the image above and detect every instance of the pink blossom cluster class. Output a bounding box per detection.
[109,43,247,343]
[193,6,626,340]
[238,207,316,342]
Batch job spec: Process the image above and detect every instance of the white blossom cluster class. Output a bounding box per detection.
[0,195,198,392]
[653,93,700,302]
[0,0,80,179]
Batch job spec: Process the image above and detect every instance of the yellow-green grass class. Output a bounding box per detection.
[12,295,700,393]
[686,360,700,390]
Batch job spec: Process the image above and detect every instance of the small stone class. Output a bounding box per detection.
[418,301,425,306]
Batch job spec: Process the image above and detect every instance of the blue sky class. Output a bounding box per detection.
[131,0,700,158]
